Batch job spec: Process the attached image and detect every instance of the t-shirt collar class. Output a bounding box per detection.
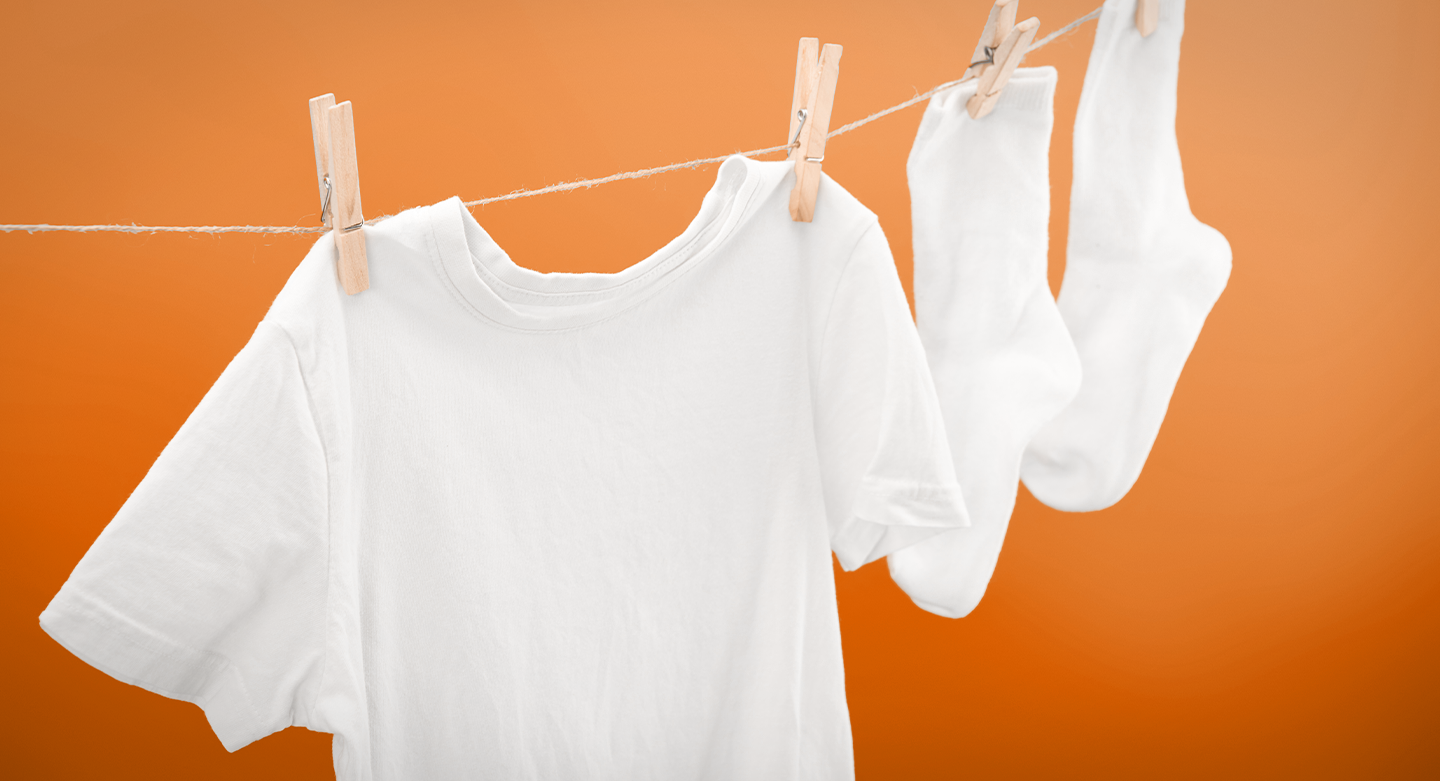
[429,154,766,332]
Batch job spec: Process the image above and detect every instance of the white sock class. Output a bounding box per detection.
[1020,0,1231,512]
[888,67,1081,618]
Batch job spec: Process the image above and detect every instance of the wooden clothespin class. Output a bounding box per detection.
[786,38,842,223]
[308,93,369,295]
[962,0,1018,82]
[964,0,1039,120]
[1136,0,1159,37]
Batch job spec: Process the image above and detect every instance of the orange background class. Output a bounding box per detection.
[3,0,1438,777]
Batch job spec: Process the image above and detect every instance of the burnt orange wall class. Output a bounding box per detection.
[3,0,1437,777]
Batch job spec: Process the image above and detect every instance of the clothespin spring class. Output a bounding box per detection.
[320,176,333,227]
[320,174,362,233]
[789,109,826,163]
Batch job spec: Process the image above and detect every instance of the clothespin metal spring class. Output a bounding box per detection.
[789,109,825,163]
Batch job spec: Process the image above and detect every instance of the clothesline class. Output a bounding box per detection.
[0,6,1101,237]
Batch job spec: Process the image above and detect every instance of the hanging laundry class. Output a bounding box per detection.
[1021,0,1231,512]
[38,155,969,780]
[889,66,1081,618]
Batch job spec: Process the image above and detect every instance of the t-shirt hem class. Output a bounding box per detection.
[832,477,970,572]
[39,588,270,753]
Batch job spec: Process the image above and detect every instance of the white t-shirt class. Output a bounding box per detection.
[40,155,968,780]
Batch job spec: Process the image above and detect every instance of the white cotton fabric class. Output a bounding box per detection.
[889,68,1081,618]
[39,155,969,781]
[1021,0,1231,511]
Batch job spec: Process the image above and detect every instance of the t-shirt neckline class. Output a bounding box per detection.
[430,154,763,332]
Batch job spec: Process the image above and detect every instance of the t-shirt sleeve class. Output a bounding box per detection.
[39,320,330,752]
[814,221,970,572]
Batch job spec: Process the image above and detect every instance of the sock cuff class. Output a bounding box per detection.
[994,67,1057,115]
[926,67,1056,117]
[1103,0,1188,30]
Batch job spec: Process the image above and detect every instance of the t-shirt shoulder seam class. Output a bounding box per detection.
[815,216,883,380]
[814,216,882,554]
[255,318,334,728]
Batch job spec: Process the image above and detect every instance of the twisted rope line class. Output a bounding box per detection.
[0,4,1102,237]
